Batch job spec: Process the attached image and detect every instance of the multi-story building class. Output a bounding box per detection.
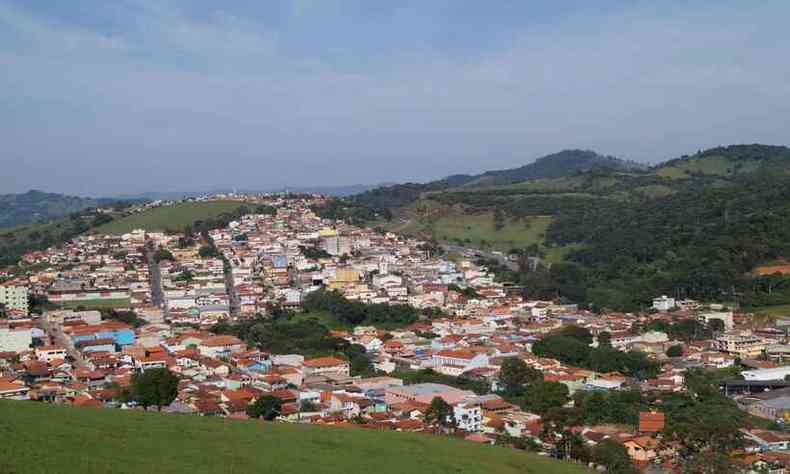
[714,332,767,358]
[0,323,32,352]
[302,356,350,377]
[0,285,28,315]
[652,295,676,312]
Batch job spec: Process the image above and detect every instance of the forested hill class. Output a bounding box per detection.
[320,144,790,312]
[350,149,640,211]
[652,144,790,179]
[0,190,105,229]
[459,150,644,187]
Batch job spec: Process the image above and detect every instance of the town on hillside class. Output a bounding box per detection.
[3,194,790,473]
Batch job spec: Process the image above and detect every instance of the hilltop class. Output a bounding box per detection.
[0,401,588,474]
[0,190,106,229]
[0,200,261,266]
[336,144,790,311]
[351,150,639,211]
[90,200,251,235]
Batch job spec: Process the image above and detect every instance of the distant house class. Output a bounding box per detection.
[302,357,350,377]
[431,350,489,376]
[624,436,658,462]
[197,335,246,358]
[638,411,665,433]
[652,295,676,312]
[0,379,30,400]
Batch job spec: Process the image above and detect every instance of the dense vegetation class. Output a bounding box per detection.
[310,199,385,225]
[351,150,639,213]
[531,326,659,380]
[0,201,275,267]
[348,144,790,312]
[211,309,375,375]
[0,401,588,474]
[0,189,111,228]
[0,209,123,266]
[302,289,419,327]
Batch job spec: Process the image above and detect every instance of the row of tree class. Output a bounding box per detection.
[302,289,418,327]
[531,326,659,380]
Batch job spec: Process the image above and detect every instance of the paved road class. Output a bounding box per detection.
[440,243,519,271]
[40,315,90,370]
[145,240,164,308]
[224,259,240,317]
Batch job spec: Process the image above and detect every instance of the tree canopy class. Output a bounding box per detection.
[247,395,282,420]
[128,368,178,410]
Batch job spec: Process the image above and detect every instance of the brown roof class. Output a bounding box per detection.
[638,411,665,433]
[303,356,348,368]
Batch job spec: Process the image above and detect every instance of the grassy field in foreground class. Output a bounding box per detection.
[92,201,244,235]
[0,401,588,474]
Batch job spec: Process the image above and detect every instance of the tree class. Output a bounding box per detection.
[300,400,320,412]
[666,344,684,357]
[555,325,593,345]
[198,244,220,258]
[499,357,542,395]
[592,439,637,473]
[517,381,569,415]
[684,452,738,474]
[345,344,373,376]
[424,397,455,432]
[175,270,194,283]
[129,368,178,410]
[154,248,175,262]
[597,331,612,347]
[707,318,725,333]
[247,395,282,420]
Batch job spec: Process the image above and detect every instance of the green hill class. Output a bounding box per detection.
[341,144,790,312]
[91,200,248,235]
[654,144,790,179]
[0,401,587,474]
[350,150,640,211]
[0,201,259,266]
[0,190,103,229]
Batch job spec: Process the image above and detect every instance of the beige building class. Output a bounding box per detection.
[0,285,28,315]
[714,332,768,358]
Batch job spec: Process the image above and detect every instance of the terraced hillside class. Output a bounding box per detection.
[0,401,588,474]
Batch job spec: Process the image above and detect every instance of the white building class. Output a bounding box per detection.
[652,295,676,312]
[699,311,734,331]
[0,285,28,315]
[453,401,483,432]
[431,350,489,376]
[0,324,32,352]
[742,366,790,382]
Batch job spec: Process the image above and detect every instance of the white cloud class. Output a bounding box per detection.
[0,1,789,194]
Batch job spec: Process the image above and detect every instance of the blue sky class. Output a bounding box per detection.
[2,1,789,196]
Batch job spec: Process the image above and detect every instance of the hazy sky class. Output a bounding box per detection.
[2,1,789,196]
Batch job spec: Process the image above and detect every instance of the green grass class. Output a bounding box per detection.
[654,156,761,179]
[92,201,244,235]
[58,298,131,310]
[750,304,790,318]
[415,213,550,251]
[0,401,588,474]
[433,214,551,249]
[543,243,586,264]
